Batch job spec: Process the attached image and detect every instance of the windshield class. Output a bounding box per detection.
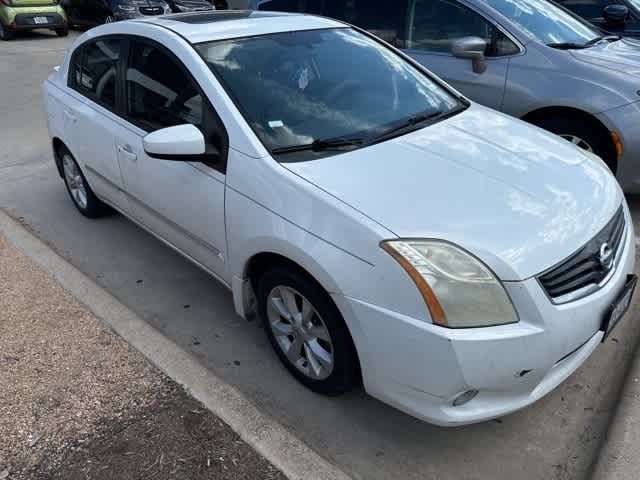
[196,28,461,156]
[485,0,600,46]
[628,0,640,13]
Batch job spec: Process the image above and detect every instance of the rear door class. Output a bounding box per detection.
[403,0,518,110]
[65,37,129,210]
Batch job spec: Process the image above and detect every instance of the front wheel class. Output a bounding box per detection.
[256,267,357,395]
[104,14,115,23]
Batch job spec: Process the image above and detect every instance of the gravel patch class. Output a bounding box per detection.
[0,234,285,480]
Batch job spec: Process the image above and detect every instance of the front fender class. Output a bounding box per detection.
[503,46,639,118]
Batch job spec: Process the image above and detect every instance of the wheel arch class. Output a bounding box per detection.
[239,250,362,380]
[521,105,618,171]
[52,137,68,178]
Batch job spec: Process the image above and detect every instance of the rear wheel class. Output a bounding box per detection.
[531,115,617,173]
[55,27,69,37]
[0,24,15,41]
[256,266,357,395]
[59,147,107,218]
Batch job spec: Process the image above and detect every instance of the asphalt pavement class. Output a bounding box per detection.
[3,30,640,480]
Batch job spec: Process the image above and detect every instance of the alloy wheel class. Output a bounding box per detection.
[266,286,334,380]
[560,134,594,152]
[62,154,88,210]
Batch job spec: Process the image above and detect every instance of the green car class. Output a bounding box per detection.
[1,0,68,40]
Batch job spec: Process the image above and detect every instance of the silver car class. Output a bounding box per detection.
[252,0,640,192]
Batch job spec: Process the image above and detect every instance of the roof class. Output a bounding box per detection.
[136,10,346,44]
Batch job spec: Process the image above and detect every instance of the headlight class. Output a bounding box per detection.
[381,240,518,328]
[117,4,137,11]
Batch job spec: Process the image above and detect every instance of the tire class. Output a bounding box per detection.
[55,27,69,37]
[531,114,617,172]
[58,147,107,218]
[0,24,15,41]
[256,266,357,395]
[104,15,115,23]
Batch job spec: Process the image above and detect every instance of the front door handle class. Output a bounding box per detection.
[117,144,137,162]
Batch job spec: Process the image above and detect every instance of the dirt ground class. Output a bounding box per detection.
[0,234,285,480]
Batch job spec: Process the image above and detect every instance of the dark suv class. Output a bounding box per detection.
[555,0,640,38]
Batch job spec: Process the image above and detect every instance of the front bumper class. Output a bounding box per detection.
[333,208,636,426]
[597,101,640,193]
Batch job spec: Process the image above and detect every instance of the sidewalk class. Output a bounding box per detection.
[0,232,285,480]
[592,344,640,480]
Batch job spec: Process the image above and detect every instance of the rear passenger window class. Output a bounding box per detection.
[70,39,121,109]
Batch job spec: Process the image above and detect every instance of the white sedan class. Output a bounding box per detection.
[43,11,636,426]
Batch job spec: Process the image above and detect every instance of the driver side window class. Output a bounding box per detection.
[125,40,228,166]
[408,0,519,56]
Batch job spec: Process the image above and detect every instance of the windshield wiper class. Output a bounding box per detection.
[548,35,621,50]
[546,42,587,50]
[365,109,444,146]
[271,136,365,155]
[584,34,621,46]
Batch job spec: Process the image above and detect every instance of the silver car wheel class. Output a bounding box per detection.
[560,134,594,153]
[62,154,88,210]
[267,286,334,380]
[105,15,114,23]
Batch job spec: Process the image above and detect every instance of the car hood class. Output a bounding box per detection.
[570,37,640,76]
[283,105,623,281]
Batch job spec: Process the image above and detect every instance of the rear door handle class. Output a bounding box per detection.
[117,144,137,162]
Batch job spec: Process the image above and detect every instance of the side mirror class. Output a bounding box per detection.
[143,124,206,161]
[603,4,629,23]
[451,36,488,74]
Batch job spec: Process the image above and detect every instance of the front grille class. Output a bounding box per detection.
[140,6,163,15]
[538,206,626,301]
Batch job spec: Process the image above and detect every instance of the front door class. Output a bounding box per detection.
[403,0,518,111]
[113,38,229,278]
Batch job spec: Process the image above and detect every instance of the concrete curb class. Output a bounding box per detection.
[592,345,640,480]
[0,210,351,480]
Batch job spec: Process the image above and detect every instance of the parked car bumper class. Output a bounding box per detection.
[597,101,640,193]
[334,206,635,426]
[0,6,67,29]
